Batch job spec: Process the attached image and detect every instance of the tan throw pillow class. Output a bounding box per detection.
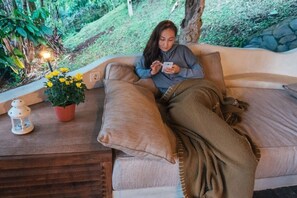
[283,83,297,99]
[198,52,226,95]
[105,62,139,82]
[98,80,176,164]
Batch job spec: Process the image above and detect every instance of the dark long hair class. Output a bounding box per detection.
[143,20,178,68]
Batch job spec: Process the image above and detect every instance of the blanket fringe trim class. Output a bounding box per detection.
[160,86,174,103]
[176,133,190,198]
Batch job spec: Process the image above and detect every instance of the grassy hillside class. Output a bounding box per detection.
[59,1,186,70]
[58,0,297,70]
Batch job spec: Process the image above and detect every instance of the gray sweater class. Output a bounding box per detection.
[135,44,204,93]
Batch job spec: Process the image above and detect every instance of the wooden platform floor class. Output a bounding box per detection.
[253,186,297,198]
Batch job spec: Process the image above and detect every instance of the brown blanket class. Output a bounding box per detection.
[160,79,260,198]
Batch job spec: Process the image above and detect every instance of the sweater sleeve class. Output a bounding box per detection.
[178,46,204,78]
[135,56,152,78]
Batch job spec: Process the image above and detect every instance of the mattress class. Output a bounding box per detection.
[112,87,297,191]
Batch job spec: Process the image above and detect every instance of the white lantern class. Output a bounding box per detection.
[8,99,34,135]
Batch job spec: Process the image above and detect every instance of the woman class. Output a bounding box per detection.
[135,20,204,94]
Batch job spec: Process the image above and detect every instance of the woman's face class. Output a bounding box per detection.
[158,28,176,52]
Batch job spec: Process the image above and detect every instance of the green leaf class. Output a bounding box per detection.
[37,38,47,45]
[0,58,8,65]
[3,57,19,74]
[27,34,38,45]
[26,24,35,34]
[4,56,14,65]
[40,8,49,17]
[41,11,47,19]
[35,30,42,37]
[3,24,14,34]
[32,10,40,20]
[13,48,24,57]
[29,23,40,31]
[0,9,6,16]
[11,56,25,69]
[0,19,8,28]
[41,25,53,36]
[9,66,19,74]
[16,27,27,37]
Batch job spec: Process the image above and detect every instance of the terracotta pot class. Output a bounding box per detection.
[53,104,76,122]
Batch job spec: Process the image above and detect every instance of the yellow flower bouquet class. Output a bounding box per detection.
[44,68,87,107]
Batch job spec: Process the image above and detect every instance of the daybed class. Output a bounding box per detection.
[0,43,296,198]
[96,43,297,197]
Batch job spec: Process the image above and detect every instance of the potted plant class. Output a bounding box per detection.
[44,68,87,122]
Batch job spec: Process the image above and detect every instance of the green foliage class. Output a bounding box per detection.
[62,5,108,33]
[1,8,52,43]
[0,6,53,76]
[0,44,25,74]
[56,0,124,36]
[0,63,23,86]
[44,68,87,107]
[0,41,24,89]
[200,0,297,47]
[32,7,49,22]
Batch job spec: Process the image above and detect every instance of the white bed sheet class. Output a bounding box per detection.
[112,87,297,191]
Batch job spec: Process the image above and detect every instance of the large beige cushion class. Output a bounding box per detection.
[98,80,176,163]
[198,52,226,95]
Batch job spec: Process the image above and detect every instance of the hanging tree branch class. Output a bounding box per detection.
[179,0,205,44]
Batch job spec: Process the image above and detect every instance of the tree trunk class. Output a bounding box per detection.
[40,0,44,7]
[54,3,60,20]
[28,0,36,12]
[178,0,205,44]
[2,0,14,13]
[11,0,17,9]
[22,0,28,14]
[127,0,133,17]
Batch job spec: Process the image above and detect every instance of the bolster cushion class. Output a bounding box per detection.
[98,79,176,164]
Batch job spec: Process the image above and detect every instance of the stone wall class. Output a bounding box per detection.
[244,17,297,52]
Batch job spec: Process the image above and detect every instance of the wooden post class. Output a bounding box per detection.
[127,0,133,17]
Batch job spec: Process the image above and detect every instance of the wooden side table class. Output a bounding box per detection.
[0,88,112,198]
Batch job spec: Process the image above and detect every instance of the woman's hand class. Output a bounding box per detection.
[150,60,162,75]
[163,64,180,74]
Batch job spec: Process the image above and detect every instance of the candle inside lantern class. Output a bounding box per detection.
[8,99,34,135]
